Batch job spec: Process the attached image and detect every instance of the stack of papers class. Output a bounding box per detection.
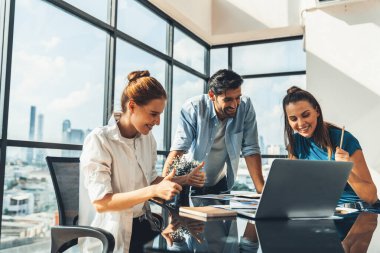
[179,206,237,219]
[229,200,259,209]
[191,192,261,202]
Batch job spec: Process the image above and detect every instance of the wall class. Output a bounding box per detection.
[304,0,380,196]
[150,0,315,45]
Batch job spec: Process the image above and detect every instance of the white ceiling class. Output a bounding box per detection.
[149,0,317,45]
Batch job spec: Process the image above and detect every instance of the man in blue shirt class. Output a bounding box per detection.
[163,69,264,194]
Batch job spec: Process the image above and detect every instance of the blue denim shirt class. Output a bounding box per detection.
[171,94,260,189]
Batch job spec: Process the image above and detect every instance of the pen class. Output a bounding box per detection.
[339,126,345,149]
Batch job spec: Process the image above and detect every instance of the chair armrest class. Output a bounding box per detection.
[51,225,115,253]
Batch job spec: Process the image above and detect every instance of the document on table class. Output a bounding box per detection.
[191,192,261,202]
[229,200,259,209]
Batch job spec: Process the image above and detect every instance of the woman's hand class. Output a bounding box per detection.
[185,162,206,187]
[154,169,182,200]
[335,147,350,162]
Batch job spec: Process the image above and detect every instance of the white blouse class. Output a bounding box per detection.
[78,119,158,253]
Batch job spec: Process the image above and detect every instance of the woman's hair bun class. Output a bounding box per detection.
[127,70,150,82]
[287,86,303,95]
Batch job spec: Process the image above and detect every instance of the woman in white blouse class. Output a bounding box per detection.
[79,70,205,253]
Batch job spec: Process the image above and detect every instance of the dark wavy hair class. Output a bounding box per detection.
[282,86,335,159]
[208,69,243,95]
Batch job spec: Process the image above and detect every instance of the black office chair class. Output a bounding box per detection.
[46,156,115,253]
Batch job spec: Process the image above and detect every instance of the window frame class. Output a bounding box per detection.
[0,0,305,244]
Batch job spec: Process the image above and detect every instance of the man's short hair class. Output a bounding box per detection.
[208,69,243,95]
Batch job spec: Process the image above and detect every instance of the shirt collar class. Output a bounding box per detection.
[106,112,141,142]
[208,98,218,120]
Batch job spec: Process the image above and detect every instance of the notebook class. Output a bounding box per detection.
[237,159,353,219]
[255,219,344,253]
[179,206,237,218]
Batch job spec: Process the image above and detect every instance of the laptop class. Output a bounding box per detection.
[255,219,344,253]
[237,159,353,219]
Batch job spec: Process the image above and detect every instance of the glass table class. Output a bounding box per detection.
[144,197,380,253]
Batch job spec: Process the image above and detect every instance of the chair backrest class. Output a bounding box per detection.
[46,156,80,226]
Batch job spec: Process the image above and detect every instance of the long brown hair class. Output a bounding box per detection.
[121,70,167,112]
[282,86,333,159]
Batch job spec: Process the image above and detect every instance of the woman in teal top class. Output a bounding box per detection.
[282,86,379,210]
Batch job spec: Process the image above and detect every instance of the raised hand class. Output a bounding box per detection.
[335,147,350,162]
[154,168,182,201]
[186,161,206,187]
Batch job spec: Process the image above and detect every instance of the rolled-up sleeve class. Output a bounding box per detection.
[80,130,113,202]
[171,102,197,152]
[241,97,261,156]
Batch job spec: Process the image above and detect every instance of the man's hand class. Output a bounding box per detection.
[185,161,206,187]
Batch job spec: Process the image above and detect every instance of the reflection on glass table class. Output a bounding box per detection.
[335,212,378,253]
[144,197,380,253]
[256,219,344,253]
[146,198,258,253]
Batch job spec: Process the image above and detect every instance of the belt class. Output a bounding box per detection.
[343,199,380,211]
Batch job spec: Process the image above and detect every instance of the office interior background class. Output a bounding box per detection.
[0,0,379,251]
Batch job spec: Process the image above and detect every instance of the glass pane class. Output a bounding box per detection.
[64,0,108,23]
[242,75,306,156]
[234,157,277,191]
[115,39,167,150]
[210,48,228,75]
[0,0,4,122]
[8,1,106,144]
[233,39,306,75]
[174,28,205,74]
[155,154,165,178]
[0,0,4,62]
[233,75,306,191]
[118,0,167,54]
[1,147,81,251]
[171,67,204,141]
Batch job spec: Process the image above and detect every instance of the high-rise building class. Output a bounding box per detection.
[62,119,71,143]
[35,114,46,165]
[26,106,36,164]
[61,119,85,157]
[28,106,36,141]
[37,114,44,141]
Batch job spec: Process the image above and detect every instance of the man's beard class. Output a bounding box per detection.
[222,106,237,118]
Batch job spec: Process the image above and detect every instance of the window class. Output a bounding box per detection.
[227,37,305,190]
[1,0,306,250]
[171,67,205,141]
[114,39,167,149]
[210,48,228,75]
[7,1,106,144]
[174,28,205,74]
[1,147,80,248]
[233,39,306,75]
[242,75,306,156]
[0,0,5,121]
[64,0,108,22]
[118,0,167,54]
